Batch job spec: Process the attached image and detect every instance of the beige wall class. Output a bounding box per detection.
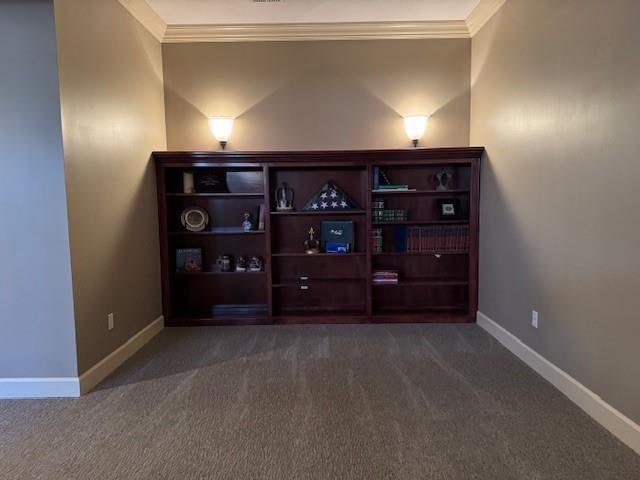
[163,40,471,151]
[55,0,166,374]
[471,0,640,423]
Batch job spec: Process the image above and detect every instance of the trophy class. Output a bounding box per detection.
[241,212,253,231]
[235,256,247,272]
[215,255,233,272]
[276,182,294,211]
[304,227,320,254]
[249,256,264,272]
[434,170,453,191]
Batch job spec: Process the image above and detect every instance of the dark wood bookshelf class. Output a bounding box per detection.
[154,147,481,326]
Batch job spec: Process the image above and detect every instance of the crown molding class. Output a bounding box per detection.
[466,0,507,36]
[118,0,507,43]
[118,0,167,42]
[162,21,470,43]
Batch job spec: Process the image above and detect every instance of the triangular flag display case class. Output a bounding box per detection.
[154,148,482,326]
[302,182,361,211]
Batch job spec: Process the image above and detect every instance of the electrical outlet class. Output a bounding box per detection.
[532,310,539,329]
[108,313,114,331]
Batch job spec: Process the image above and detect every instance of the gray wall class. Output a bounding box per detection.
[54,0,167,374]
[163,40,471,150]
[471,0,640,424]
[0,0,77,377]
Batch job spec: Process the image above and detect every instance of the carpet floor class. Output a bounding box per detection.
[1,324,638,479]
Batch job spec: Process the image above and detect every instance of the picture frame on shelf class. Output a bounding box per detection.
[436,198,462,220]
[176,248,202,272]
[194,171,228,193]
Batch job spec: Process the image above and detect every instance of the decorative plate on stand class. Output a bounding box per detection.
[181,207,209,232]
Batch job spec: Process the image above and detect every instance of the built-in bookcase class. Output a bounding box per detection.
[154,148,481,325]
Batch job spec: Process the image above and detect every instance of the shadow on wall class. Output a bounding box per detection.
[164,77,470,151]
[470,4,547,344]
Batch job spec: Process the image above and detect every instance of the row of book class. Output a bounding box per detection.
[372,209,408,222]
[370,225,469,253]
[372,167,414,192]
[372,198,408,222]
[372,228,383,253]
[373,269,399,284]
[407,225,469,252]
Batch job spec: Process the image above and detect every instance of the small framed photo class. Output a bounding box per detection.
[437,198,462,220]
[176,248,202,272]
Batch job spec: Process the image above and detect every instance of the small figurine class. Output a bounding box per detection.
[249,256,264,272]
[434,170,453,191]
[304,227,320,254]
[215,255,233,272]
[235,256,247,272]
[276,182,294,211]
[241,212,253,231]
[184,258,201,272]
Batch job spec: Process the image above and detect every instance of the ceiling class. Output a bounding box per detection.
[119,0,504,42]
[145,0,480,25]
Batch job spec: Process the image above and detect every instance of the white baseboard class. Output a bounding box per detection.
[0,316,164,399]
[0,377,81,398]
[79,315,164,394]
[477,311,640,456]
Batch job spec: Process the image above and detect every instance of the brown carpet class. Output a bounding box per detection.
[1,324,638,479]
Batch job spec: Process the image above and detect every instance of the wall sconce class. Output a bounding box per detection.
[208,117,234,150]
[403,115,429,148]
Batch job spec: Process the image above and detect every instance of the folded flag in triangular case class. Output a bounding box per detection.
[302,182,360,211]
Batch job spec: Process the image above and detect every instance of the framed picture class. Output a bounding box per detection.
[320,221,354,252]
[194,171,228,193]
[437,198,462,220]
[176,248,203,272]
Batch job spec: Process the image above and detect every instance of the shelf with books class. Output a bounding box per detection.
[372,251,469,256]
[372,220,468,226]
[371,189,470,196]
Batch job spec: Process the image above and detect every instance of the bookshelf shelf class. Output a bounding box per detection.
[372,251,469,256]
[166,192,264,198]
[173,271,266,276]
[371,189,470,196]
[155,148,481,325]
[169,229,265,236]
[272,252,366,258]
[372,278,468,287]
[372,220,469,226]
[271,210,366,216]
